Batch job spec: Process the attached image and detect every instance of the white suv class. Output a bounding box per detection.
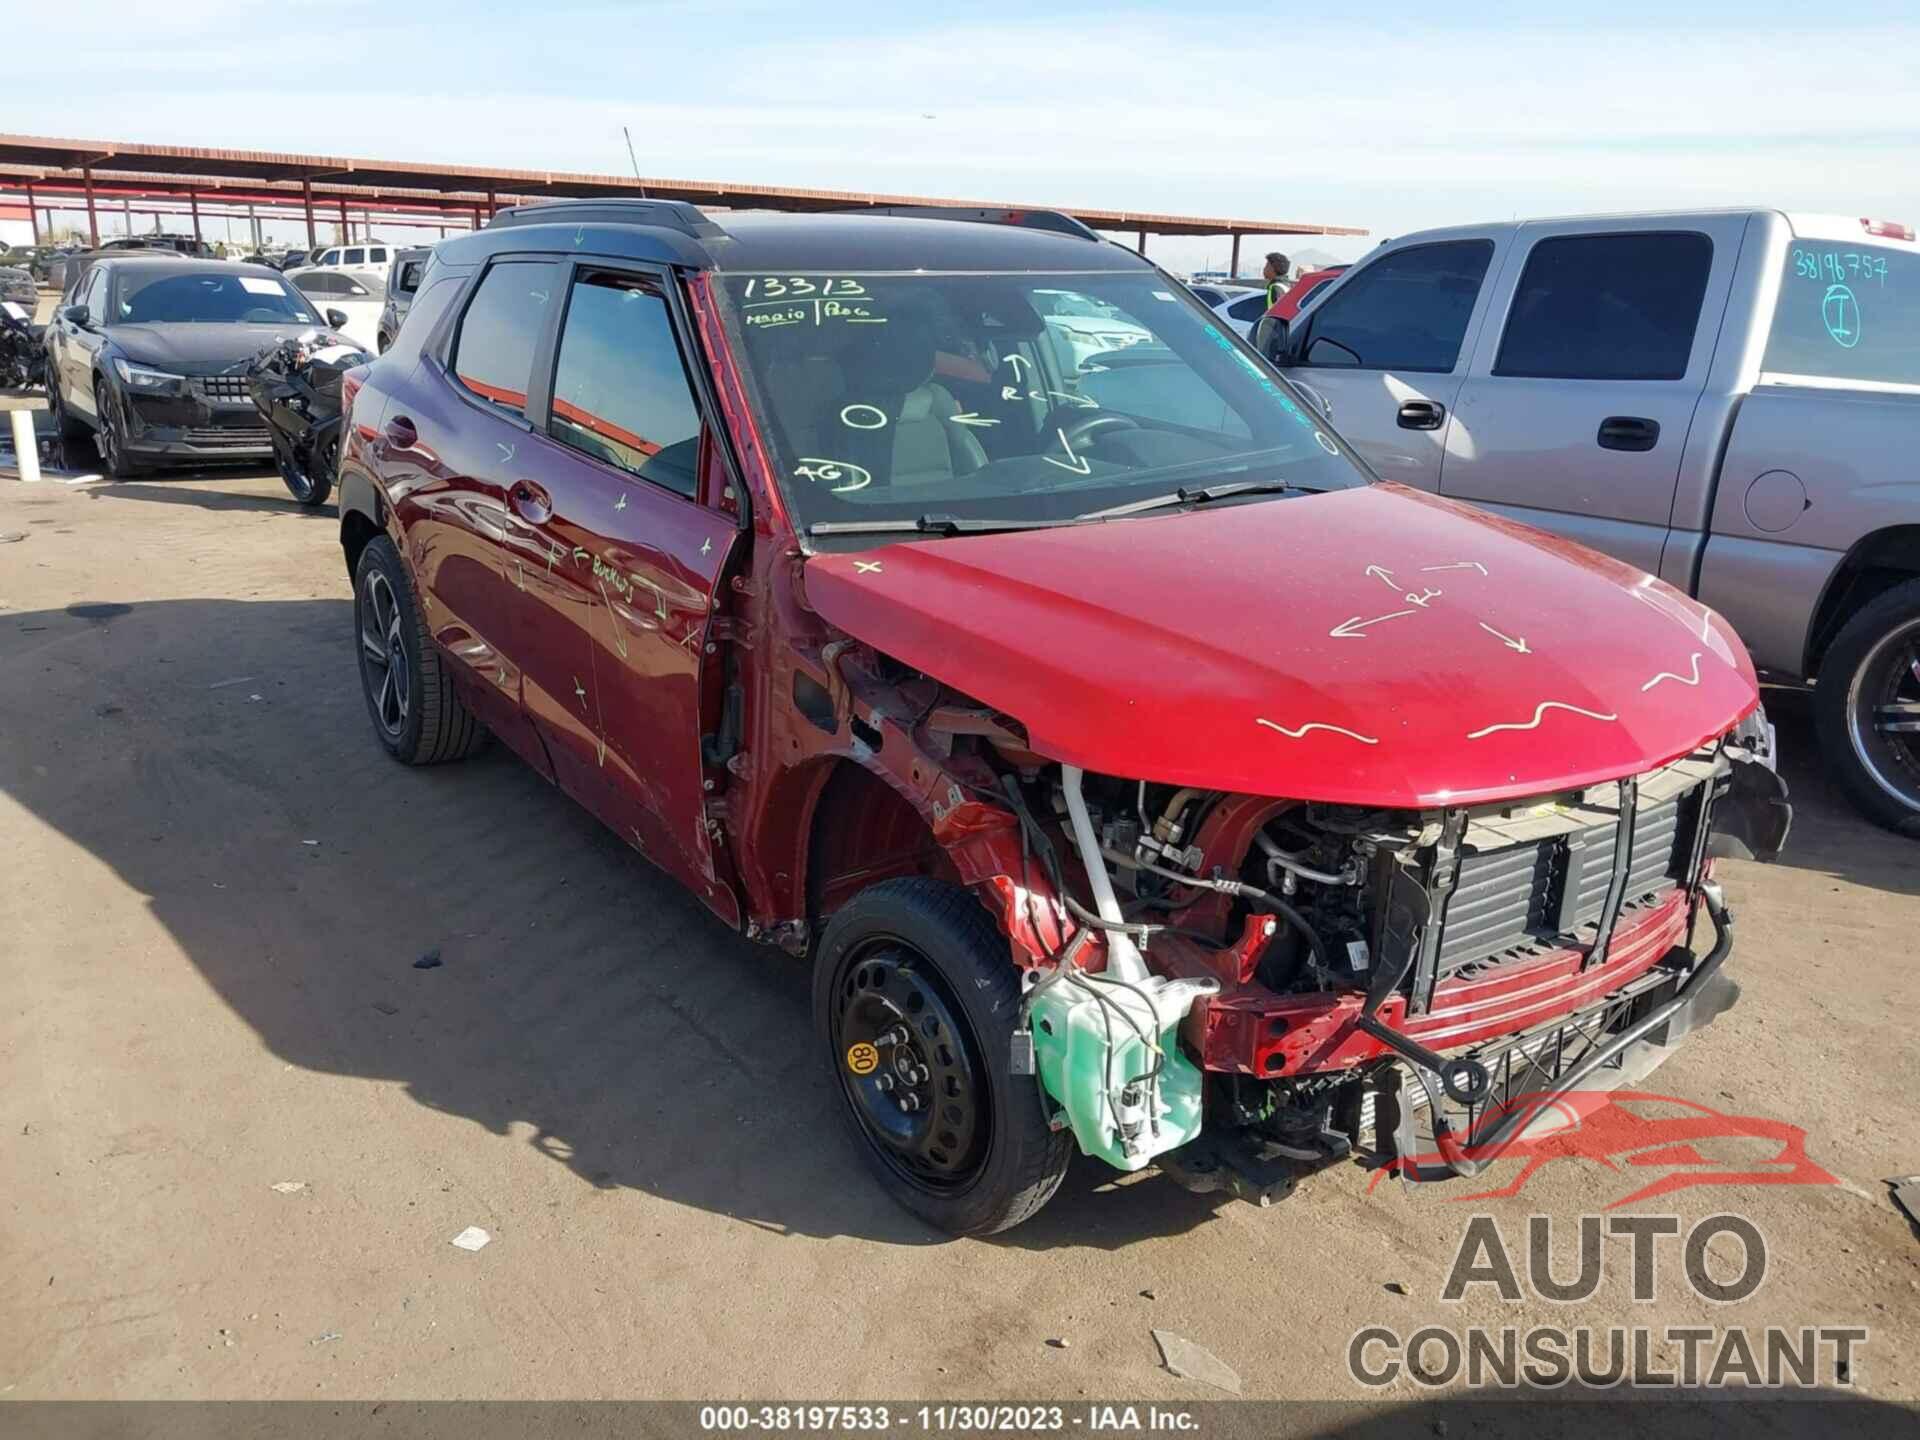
[300,242,394,283]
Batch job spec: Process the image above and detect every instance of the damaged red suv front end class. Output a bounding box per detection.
[689,231,1789,1227]
[342,202,1789,1235]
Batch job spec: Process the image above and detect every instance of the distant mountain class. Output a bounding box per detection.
[1288,246,1346,272]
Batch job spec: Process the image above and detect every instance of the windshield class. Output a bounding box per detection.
[716,270,1368,533]
[114,270,320,326]
[1762,239,1920,386]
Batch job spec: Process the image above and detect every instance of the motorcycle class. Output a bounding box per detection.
[245,330,370,507]
[0,300,45,392]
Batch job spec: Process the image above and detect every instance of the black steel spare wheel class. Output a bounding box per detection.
[834,944,988,1188]
[813,878,1071,1235]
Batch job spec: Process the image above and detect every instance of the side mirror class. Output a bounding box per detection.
[1252,314,1291,365]
[325,308,350,330]
[62,304,91,329]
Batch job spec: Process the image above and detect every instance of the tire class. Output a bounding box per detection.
[1815,577,1920,837]
[353,534,487,765]
[279,433,335,508]
[48,378,88,444]
[93,382,145,478]
[813,877,1071,1235]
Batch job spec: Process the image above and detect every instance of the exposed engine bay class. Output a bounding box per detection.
[813,644,1771,1201]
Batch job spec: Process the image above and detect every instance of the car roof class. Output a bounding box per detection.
[101,257,284,278]
[438,204,1157,276]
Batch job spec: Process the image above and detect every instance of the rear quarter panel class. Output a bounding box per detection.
[1699,383,1920,675]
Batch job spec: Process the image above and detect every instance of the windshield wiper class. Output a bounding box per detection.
[808,513,1089,538]
[1077,478,1297,520]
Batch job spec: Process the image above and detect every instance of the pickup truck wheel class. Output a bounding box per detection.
[813,878,1071,1236]
[1816,579,1920,837]
[354,535,487,765]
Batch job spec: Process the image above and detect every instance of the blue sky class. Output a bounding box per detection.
[10,0,1920,271]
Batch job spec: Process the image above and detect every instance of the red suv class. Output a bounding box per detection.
[337,201,1788,1234]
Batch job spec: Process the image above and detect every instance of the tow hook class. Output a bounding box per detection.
[1351,1013,1493,1106]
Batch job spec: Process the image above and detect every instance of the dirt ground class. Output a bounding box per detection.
[1,455,1917,1413]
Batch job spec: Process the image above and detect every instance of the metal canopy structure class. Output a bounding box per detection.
[0,132,1364,270]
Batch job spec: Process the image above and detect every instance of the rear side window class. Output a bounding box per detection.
[369,248,388,263]
[1227,293,1267,321]
[396,260,425,294]
[1301,240,1493,372]
[451,260,559,416]
[1495,232,1712,381]
[1762,241,1920,386]
[548,270,703,497]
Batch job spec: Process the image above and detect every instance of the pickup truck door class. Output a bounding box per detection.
[1278,237,1501,491]
[507,261,739,902]
[1437,218,1746,577]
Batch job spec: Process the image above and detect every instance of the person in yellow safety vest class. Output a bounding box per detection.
[1263,252,1291,308]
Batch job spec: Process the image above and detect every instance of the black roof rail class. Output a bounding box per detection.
[840,205,1103,242]
[485,197,726,240]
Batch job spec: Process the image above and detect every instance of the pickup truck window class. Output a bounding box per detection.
[1494,232,1711,381]
[1298,240,1492,373]
[1762,241,1919,386]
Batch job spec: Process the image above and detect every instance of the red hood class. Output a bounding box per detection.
[801,485,1760,808]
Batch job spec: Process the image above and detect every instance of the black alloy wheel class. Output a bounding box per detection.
[1818,580,1920,835]
[351,535,486,765]
[94,383,142,478]
[359,564,412,742]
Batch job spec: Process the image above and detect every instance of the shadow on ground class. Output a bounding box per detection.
[0,595,1239,1250]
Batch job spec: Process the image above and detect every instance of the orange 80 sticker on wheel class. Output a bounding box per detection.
[845,1041,880,1076]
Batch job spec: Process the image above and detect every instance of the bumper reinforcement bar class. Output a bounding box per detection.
[1394,881,1734,1181]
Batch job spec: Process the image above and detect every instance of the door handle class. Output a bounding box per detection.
[383,415,417,450]
[1597,416,1660,452]
[508,479,552,524]
[1396,400,1445,431]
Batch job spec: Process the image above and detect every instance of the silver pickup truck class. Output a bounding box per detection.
[1256,209,1920,836]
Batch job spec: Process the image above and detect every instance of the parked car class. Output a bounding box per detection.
[43,257,356,476]
[286,267,384,350]
[30,247,79,284]
[300,241,397,284]
[1198,284,1270,338]
[48,245,190,303]
[1254,209,1920,835]
[1032,285,1153,367]
[274,250,310,272]
[337,198,1783,1235]
[377,247,429,352]
[0,266,37,309]
[1268,263,1348,323]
